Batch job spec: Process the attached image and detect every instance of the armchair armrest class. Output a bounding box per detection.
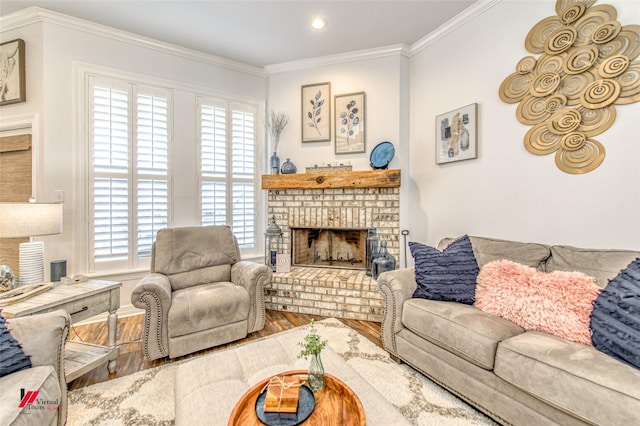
[377,268,417,356]
[131,273,172,360]
[8,309,70,426]
[231,261,272,333]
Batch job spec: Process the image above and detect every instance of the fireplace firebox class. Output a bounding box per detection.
[291,227,369,270]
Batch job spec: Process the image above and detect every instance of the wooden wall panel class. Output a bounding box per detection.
[0,134,32,275]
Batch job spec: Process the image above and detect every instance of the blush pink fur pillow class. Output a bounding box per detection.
[476,260,601,345]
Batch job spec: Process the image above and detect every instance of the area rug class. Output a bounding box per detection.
[67,318,497,425]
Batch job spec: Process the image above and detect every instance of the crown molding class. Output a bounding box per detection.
[265,43,412,74]
[1,2,502,77]
[411,0,502,55]
[0,7,266,78]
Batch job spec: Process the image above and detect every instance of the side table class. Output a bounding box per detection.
[2,279,121,382]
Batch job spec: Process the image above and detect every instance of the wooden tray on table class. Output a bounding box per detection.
[228,369,365,426]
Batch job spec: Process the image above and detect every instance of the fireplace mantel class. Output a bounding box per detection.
[262,169,400,190]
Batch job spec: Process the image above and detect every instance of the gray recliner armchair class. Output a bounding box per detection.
[131,225,272,361]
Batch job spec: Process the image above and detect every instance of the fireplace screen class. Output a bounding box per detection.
[291,227,369,270]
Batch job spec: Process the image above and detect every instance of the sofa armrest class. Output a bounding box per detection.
[131,273,172,360]
[8,309,70,426]
[377,268,417,356]
[231,261,272,333]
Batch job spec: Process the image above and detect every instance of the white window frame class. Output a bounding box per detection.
[87,75,173,273]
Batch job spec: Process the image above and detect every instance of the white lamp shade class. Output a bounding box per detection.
[0,202,63,238]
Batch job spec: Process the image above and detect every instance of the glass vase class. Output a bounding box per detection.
[307,352,325,392]
[372,240,396,279]
[270,152,280,174]
[365,228,379,277]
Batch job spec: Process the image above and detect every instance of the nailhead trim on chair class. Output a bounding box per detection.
[251,271,269,332]
[138,291,168,359]
[377,279,399,355]
[58,315,70,426]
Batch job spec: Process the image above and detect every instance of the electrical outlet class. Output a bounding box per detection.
[54,190,64,203]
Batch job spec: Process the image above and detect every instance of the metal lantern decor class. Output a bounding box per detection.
[264,216,283,271]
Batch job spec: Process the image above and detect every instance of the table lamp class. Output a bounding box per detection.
[0,201,63,285]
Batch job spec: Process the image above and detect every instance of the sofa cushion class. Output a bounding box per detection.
[495,331,640,425]
[476,260,601,345]
[0,365,61,426]
[590,257,640,369]
[438,236,551,269]
[546,245,640,287]
[0,312,31,377]
[402,298,524,370]
[168,282,250,337]
[410,235,479,305]
[168,264,231,292]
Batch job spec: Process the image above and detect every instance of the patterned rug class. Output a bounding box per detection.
[67,318,497,425]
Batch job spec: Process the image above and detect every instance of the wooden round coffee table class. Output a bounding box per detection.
[228,369,365,425]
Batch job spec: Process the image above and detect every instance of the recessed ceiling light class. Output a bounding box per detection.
[311,17,327,30]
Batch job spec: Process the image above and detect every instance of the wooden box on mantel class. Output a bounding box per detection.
[262,169,400,190]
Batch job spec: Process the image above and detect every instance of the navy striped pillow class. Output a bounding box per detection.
[0,311,32,377]
[409,235,480,305]
[590,257,640,370]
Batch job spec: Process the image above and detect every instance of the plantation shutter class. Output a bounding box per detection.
[92,83,130,262]
[201,104,227,226]
[136,91,169,257]
[231,108,255,247]
[89,76,171,269]
[199,98,256,250]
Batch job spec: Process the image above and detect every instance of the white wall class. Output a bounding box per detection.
[267,53,409,171]
[409,0,640,251]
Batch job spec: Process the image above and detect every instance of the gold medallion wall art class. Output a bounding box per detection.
[499,0,640,174]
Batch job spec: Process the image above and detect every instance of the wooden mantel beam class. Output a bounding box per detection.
[261,169,400,190]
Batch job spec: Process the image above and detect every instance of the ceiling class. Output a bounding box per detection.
[0,0,477,67]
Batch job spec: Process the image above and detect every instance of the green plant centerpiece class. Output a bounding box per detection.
[298,318,327,392]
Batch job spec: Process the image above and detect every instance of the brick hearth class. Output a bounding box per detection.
[267,267,383,322]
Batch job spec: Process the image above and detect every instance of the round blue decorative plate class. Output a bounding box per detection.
[370,141,395,169]
[255,384,315,426]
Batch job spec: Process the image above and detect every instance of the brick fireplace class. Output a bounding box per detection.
[262,170,400,322]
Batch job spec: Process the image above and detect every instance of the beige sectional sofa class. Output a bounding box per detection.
[377,236,640,426]
[0,310,70,426]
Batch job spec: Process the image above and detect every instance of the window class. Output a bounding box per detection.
[89,76,171,271]
[199,98,257,250]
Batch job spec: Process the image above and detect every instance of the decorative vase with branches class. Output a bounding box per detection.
[265,110,289,174]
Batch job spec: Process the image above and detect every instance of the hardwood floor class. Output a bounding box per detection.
[67,310,382,391]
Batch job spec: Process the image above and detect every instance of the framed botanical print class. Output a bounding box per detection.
[0,39,26,106]
[334,91,366,154]
[436,103,478,164]
[301,82,331,142]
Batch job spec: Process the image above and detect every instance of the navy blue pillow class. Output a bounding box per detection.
[590,257,640,370]
[0,311,32,377]
[409,235,480,305]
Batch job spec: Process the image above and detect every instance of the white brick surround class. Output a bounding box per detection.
[265,186,400,321]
